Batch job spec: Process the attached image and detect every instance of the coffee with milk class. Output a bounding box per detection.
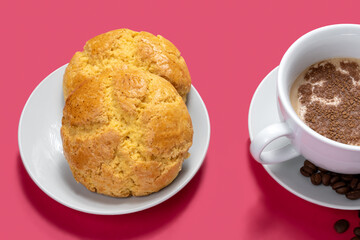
[290,58,360,146]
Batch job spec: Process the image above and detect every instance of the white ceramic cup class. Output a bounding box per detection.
[250,24,360,174]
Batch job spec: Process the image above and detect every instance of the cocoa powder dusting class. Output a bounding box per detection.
[297,59,360,145]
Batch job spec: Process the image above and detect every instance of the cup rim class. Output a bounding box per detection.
[278,23,360,151]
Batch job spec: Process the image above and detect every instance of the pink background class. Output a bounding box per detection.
[3,0,360,239]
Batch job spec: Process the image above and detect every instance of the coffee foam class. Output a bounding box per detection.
[291,58,359,121]
[290,57,360,145]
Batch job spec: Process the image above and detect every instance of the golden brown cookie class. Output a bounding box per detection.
[63,29,191,101]
[61,69,193,197]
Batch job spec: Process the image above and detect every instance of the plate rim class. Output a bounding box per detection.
[248,66,360,210]
[18,64,211,215]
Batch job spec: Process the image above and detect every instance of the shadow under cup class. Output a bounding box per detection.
[278,24,360,174]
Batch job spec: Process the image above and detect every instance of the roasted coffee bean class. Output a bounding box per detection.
[341,174,354,182]
[346,190,360,200]
[303,165,316,175]
[354,227,360,236]
[321,173,331,186]
[351,237,360,240]
[335,186,350,194]
[332,181,346,190]
[351,178,359,189]
[334,219,349,233]
[304,160,317,171]
[311,173,322,185]
[330,176,340,185]
[300,167,311,177]
[298,163,360,200]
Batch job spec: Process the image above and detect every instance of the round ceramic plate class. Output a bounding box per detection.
[248,67,360,210]
[18,64,210,215]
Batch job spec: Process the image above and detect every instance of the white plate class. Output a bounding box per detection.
[248,67,360,210]
[18,64,210,215]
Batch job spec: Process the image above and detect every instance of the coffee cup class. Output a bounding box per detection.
[250,24,360,174]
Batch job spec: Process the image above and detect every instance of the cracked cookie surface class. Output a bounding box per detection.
[63,29,191,101]
[61,68,193,197]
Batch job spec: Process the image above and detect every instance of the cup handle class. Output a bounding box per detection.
[250,122,300,164]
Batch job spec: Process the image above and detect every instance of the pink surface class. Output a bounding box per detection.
[3,0,360,239]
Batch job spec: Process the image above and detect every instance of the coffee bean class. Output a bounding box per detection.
[311,173,322,185]
[303,165,316,175]
[346,190,360,200]
[304,160,317,171]
[335,186,350,194]
[351,237,360,240]
[332,181,346,190]
[322,173,331,186]
[341,174,354,182]
[330,176,340,185]
[355,227,360,236]
[334,219,349,233]
[300,167,311,177]
[298,163,360,200]
[351,178,359,189]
